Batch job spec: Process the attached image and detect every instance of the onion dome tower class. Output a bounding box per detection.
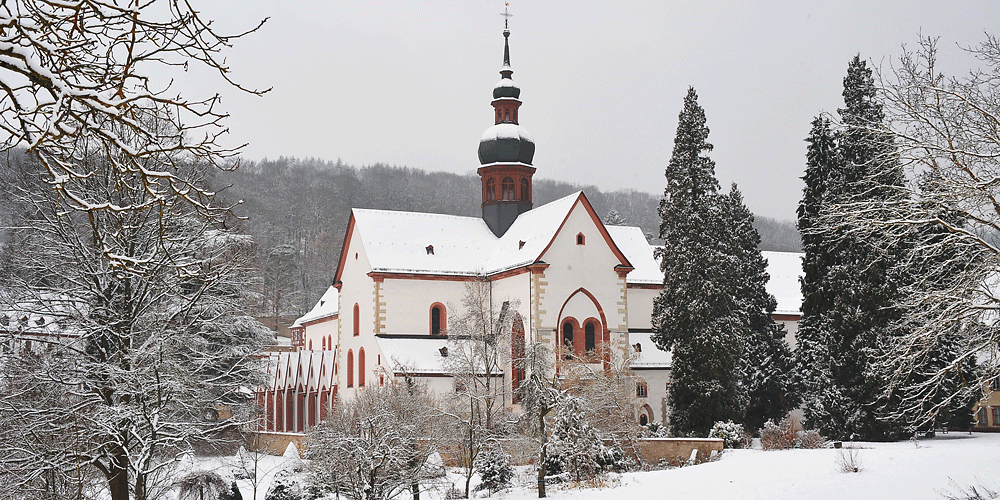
[478,13,536,237]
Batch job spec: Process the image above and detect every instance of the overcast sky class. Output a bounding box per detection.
[185,1,994,222]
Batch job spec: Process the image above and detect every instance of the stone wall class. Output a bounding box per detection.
[246,431,306,456]
[633,437,724,465]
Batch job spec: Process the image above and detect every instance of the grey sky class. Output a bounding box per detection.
[189,1,993,222]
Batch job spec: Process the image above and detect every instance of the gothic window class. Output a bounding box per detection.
[562,320,575,359]
[486,178,496,201]
[511,315,526,402]
[520,178,529,201]
[585,321,596,353]
[502,177,515,200]
[347,349,354,388]
[353,303,360,336]
[430,303,446,335]
[359,348,366,387]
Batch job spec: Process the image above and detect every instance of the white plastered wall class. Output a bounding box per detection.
[536,199,629,354]
[380,278,468,335]
[303,317,338,352]
[626,287,659,330]
[336,221,379,401]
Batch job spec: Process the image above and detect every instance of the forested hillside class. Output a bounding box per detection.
[212,157,801,326]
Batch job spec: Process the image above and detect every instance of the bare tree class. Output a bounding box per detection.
[442,277,518,498]
[822,34,1000,429]
[517,342,559,499]
[305,383,444,500]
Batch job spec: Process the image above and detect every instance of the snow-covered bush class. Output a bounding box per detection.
[177,471,241,500]
[546,395,632,482]
[643,422,671,438]
[474,441,513,495]
[708,420,746,449]
[264,467,304,500]
[796,429,825,449]
[760,417,797,450]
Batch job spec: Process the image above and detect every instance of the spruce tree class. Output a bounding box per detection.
[652,87,743,436]
[726,184,796,433]
[795,56,908,440]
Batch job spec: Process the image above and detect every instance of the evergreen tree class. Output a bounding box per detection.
[795,56,908,440]
[652,87,744,436]
[725,185,796,433]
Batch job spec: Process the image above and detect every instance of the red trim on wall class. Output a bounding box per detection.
[429,302,447,335]
[333,213,357,285]
[627,283,664,290]
[772,314,802,322]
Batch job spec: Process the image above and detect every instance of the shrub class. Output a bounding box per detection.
[474,441,513,494]
[708,421,747,449]
[760,417,797,450]
[796,429,825,449]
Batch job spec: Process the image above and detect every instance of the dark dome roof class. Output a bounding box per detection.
[478,123,535,165]
[493,76,520,99]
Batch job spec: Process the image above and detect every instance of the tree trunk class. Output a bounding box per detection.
[537,410,547,498]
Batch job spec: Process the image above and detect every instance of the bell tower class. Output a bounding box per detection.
[477,11,536,237]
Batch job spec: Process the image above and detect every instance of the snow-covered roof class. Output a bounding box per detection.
[264,349,337,391]
[606,226,661,284]
[353,209,497,275]
[293,285,339,328]
[761,251,804,316]
[480,122,534,143]
[377,336,451,374]
[348,192,627,278]
[629,331,672,369]
[483,192,584,273]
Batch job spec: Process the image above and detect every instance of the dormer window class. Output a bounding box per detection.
[519,240,525,250]
[439,346,449,357]
[426,245,434,255]
[634,343,642,353]
[576,233,585,245]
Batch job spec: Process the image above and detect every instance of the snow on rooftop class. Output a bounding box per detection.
[606,226,661,284]
[483,192,583,273]
[376,337,451,374]
[480,123,534,143]
[494,78,519,89]
[293,285,339,327]
[629,332,671,368]
[353,209,498,275]
[762,251,804,316]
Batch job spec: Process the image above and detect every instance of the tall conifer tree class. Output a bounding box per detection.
[726,185,796,432]
[795,56,908,440]
[652,87,744,436]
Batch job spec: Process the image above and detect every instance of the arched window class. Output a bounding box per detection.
[358,348,366,387]
[328,334,333,350]
[308,339,312,350]
[505,108,509,121]
[321,337,326,350]
[485,178,496,201]
[347,349,354,388]
[520,178,529,201]
[576,233,585,245]
[353,304,360,337]
[512,315,526,402]
[640,413,648,426]
[430,303,446,335]
[496,109,501,122]
[585,321,596,353]
[562,321,575,359]
[502,177,515,200]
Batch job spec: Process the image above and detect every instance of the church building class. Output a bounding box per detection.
[258,23,804,433]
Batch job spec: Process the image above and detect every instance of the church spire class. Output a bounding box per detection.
[477,7,536,237]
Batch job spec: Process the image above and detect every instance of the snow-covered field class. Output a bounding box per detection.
[205,432,1000,500]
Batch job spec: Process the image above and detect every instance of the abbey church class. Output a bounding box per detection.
[257,23,803,434]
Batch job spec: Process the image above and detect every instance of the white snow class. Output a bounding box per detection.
[376,336,451,374]
[292,285,339,327]
[761,251,804,316]
[194,432,1000,500]
[606,225,662,284]
[480,122,534,143]
[628,331,672,368]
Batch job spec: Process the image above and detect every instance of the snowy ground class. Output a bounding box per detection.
[196,432,1000,500]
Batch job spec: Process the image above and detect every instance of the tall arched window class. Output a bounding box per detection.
[562,321,575,359]
[502,177,515,200]
[321,337,326,350]
[512,315,526,402]
[485,178,496,201]
[585,321,596,353]
[353,304,360,337]
[358,348,366,387]
[347,349,354,388]
[430,303,446,335]
[520,178,529,201]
